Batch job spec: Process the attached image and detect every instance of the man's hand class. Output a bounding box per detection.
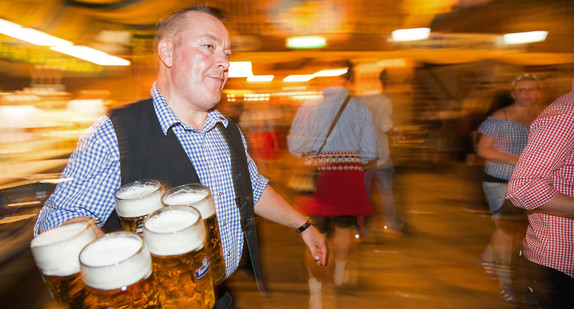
[63,217,105,238]
[300,225,327,266]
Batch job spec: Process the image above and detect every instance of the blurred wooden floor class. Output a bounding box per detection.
[226,161,516,309]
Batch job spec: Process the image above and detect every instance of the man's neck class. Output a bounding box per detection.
[156,81,208,132]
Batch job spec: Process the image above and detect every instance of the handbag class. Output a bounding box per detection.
[287,95,351,194]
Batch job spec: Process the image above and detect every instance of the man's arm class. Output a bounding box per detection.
[507,104,574,217]
[254,186,327,266]
[34,117,121,235]
[534,193,574,218]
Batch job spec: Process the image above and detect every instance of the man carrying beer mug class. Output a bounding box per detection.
[34,4,327,308]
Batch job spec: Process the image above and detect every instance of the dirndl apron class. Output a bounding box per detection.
[295,151,373,217]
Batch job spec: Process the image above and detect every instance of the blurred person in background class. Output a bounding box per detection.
[358,70,403,236]
[475,73,543,305]
[33,5,326,308]
[507,79,574,309]
[288,60,377,309]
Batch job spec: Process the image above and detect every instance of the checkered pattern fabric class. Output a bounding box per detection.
[507,81,574,278]
[35,83,268,278]
[478,117,530,181]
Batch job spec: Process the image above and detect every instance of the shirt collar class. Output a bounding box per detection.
[150,82,228,135]
[322,86,348,98]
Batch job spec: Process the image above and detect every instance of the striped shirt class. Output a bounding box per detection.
[478,117,530,181]
[507,80,574,278]
[34,83,269,278]
[288,87,378,163]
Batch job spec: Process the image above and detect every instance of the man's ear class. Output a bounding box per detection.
[158,40,173,68]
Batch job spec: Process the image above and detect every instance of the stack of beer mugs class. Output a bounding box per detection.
[31,180,224,308]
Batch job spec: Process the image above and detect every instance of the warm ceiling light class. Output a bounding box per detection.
[0,18,73,47]
[391,28,431,42]
[51,46,130,66]
[504,31,548,44]
[283,74,315,82]
[313,69,348,77]
[228,61,253,78]
[247,75,274,82]
[286,36,327,49]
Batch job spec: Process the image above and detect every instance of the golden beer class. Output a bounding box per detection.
[30,221,97,309]
[79,232,162,309]
[114,179,164,234]
[203,213,225,284]
[162,184,226,285]
[144,206,215,309]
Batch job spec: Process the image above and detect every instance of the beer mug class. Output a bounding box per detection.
[143,205,215,309]
[114,179,164,234]
[79,232,162,309]
[30,221,97,309]
[162,183,226,285]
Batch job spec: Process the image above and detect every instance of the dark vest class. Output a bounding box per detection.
[109,98,200,187]
[105,99,265,293]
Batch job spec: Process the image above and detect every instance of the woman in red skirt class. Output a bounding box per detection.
[288,60,378,309]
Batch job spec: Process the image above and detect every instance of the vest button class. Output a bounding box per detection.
[218,191,222,197]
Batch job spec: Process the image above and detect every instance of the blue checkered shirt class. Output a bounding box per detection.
[478,117,529,181]
[34,83,269,278]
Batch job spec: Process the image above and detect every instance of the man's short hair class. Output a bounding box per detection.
[155,5,226,47]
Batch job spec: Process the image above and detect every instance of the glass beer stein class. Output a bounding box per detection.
[30,221,97,309]
[79,232,162,309]
[114,179,164,234]
[143,205,215,309]
[161,183,226,285]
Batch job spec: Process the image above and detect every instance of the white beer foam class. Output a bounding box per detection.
[162,191,215,219]
[116,183,158,199]
[80,234,152,290]
[115,183,163,218]
[144,209,205,256]
[30,222,96,276]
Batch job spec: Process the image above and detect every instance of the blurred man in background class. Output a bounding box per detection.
[359,69,404,236]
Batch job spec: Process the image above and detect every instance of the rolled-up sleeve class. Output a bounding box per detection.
[34,117,121,235]
[507,108,574,209]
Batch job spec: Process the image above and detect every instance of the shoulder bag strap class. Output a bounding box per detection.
[316,94,351,155]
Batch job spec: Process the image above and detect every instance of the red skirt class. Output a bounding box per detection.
[294,152,372,217]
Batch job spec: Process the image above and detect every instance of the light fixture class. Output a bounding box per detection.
[283,74,315,82]
[228,61,253,78]
[503,31,548,44]
[50,46,130,66]
[0,18,130,66]
[313,69,348,77]
[391,27,431,42]
[286,36,327,49]
[0,18,72,47]
[247,75,274,82]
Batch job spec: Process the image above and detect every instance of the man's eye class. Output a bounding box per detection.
[204,44,214,50]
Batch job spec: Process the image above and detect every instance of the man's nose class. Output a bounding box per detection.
[217,54,230,71]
